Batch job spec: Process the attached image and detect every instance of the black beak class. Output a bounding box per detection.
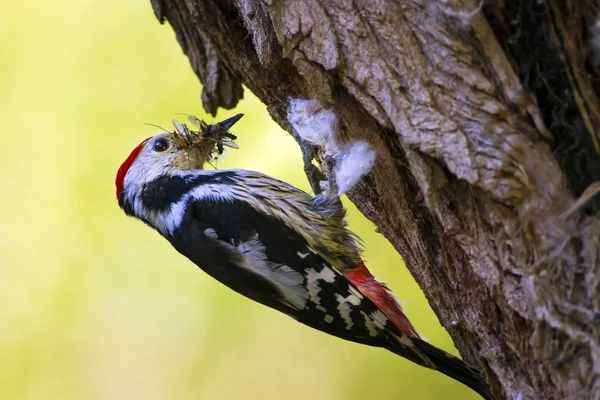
[217,113,244,130]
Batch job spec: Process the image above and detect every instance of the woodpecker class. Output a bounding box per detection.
[116,115,494,400]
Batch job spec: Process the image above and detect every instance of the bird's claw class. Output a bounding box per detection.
[324,154,339,197]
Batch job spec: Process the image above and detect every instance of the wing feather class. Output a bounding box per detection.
[168,196,433,364]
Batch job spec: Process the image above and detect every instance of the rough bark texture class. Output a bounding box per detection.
[149,0,600,399]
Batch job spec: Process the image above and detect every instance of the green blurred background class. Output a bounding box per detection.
[0,1,476,399]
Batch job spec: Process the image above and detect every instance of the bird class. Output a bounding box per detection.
[115,114,494,400]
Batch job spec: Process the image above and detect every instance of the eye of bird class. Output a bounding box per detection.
[153,138,169,152]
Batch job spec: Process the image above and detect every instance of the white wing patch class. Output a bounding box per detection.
[233,233,308,310]
[306,267,336,304]
[335,293,362,329]
[297,251,309,258]
[361,311,378,337]
[336,298,353,329]
[371,310,388,330]
[397,333,415,348]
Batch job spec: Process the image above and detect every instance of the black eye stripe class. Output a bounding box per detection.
[153,138,169,152]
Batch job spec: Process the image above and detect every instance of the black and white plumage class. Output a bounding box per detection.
[120,167,391,345]
[115,120,494,400]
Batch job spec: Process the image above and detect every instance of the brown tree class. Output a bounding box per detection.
[148,1,600,398]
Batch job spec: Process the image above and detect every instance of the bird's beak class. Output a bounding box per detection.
[217,113,244,130]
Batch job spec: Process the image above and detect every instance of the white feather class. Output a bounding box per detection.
[287,98,340,155]
[335,141,376,195]
[234,233,307,310]
[287,98,376,195]
[305,267,336,304]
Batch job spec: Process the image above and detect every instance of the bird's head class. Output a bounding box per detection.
[115,114,242,200]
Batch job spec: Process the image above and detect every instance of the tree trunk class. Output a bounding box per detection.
[149,0,600,398]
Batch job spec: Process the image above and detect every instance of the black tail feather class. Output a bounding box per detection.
[390,337,495,400]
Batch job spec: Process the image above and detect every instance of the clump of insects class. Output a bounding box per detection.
[172,113,242,165]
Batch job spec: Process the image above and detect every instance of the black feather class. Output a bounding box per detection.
[167,197,392,345]
[389,338,494,400]
[141,172,237,212]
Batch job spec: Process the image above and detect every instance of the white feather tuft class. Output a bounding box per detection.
[335,141,376,195]
[288,98,377,195]
[287,98,340,155]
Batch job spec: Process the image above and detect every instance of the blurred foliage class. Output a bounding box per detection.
[0,0,476,399]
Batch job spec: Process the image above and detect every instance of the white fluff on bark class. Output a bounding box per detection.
[287,98,376,195]
[335,141,376,195]
[287,98,340,155]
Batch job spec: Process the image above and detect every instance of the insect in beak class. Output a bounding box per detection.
[216,113,244,131]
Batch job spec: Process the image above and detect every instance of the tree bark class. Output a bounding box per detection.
[149,0,600,398]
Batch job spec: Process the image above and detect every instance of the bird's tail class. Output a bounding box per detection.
[388,336,495,400]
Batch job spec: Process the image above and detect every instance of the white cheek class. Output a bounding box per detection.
[122,150,172,222]
[124,152,170,189]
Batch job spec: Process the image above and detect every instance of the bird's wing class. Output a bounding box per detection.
[167,196,429,363]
